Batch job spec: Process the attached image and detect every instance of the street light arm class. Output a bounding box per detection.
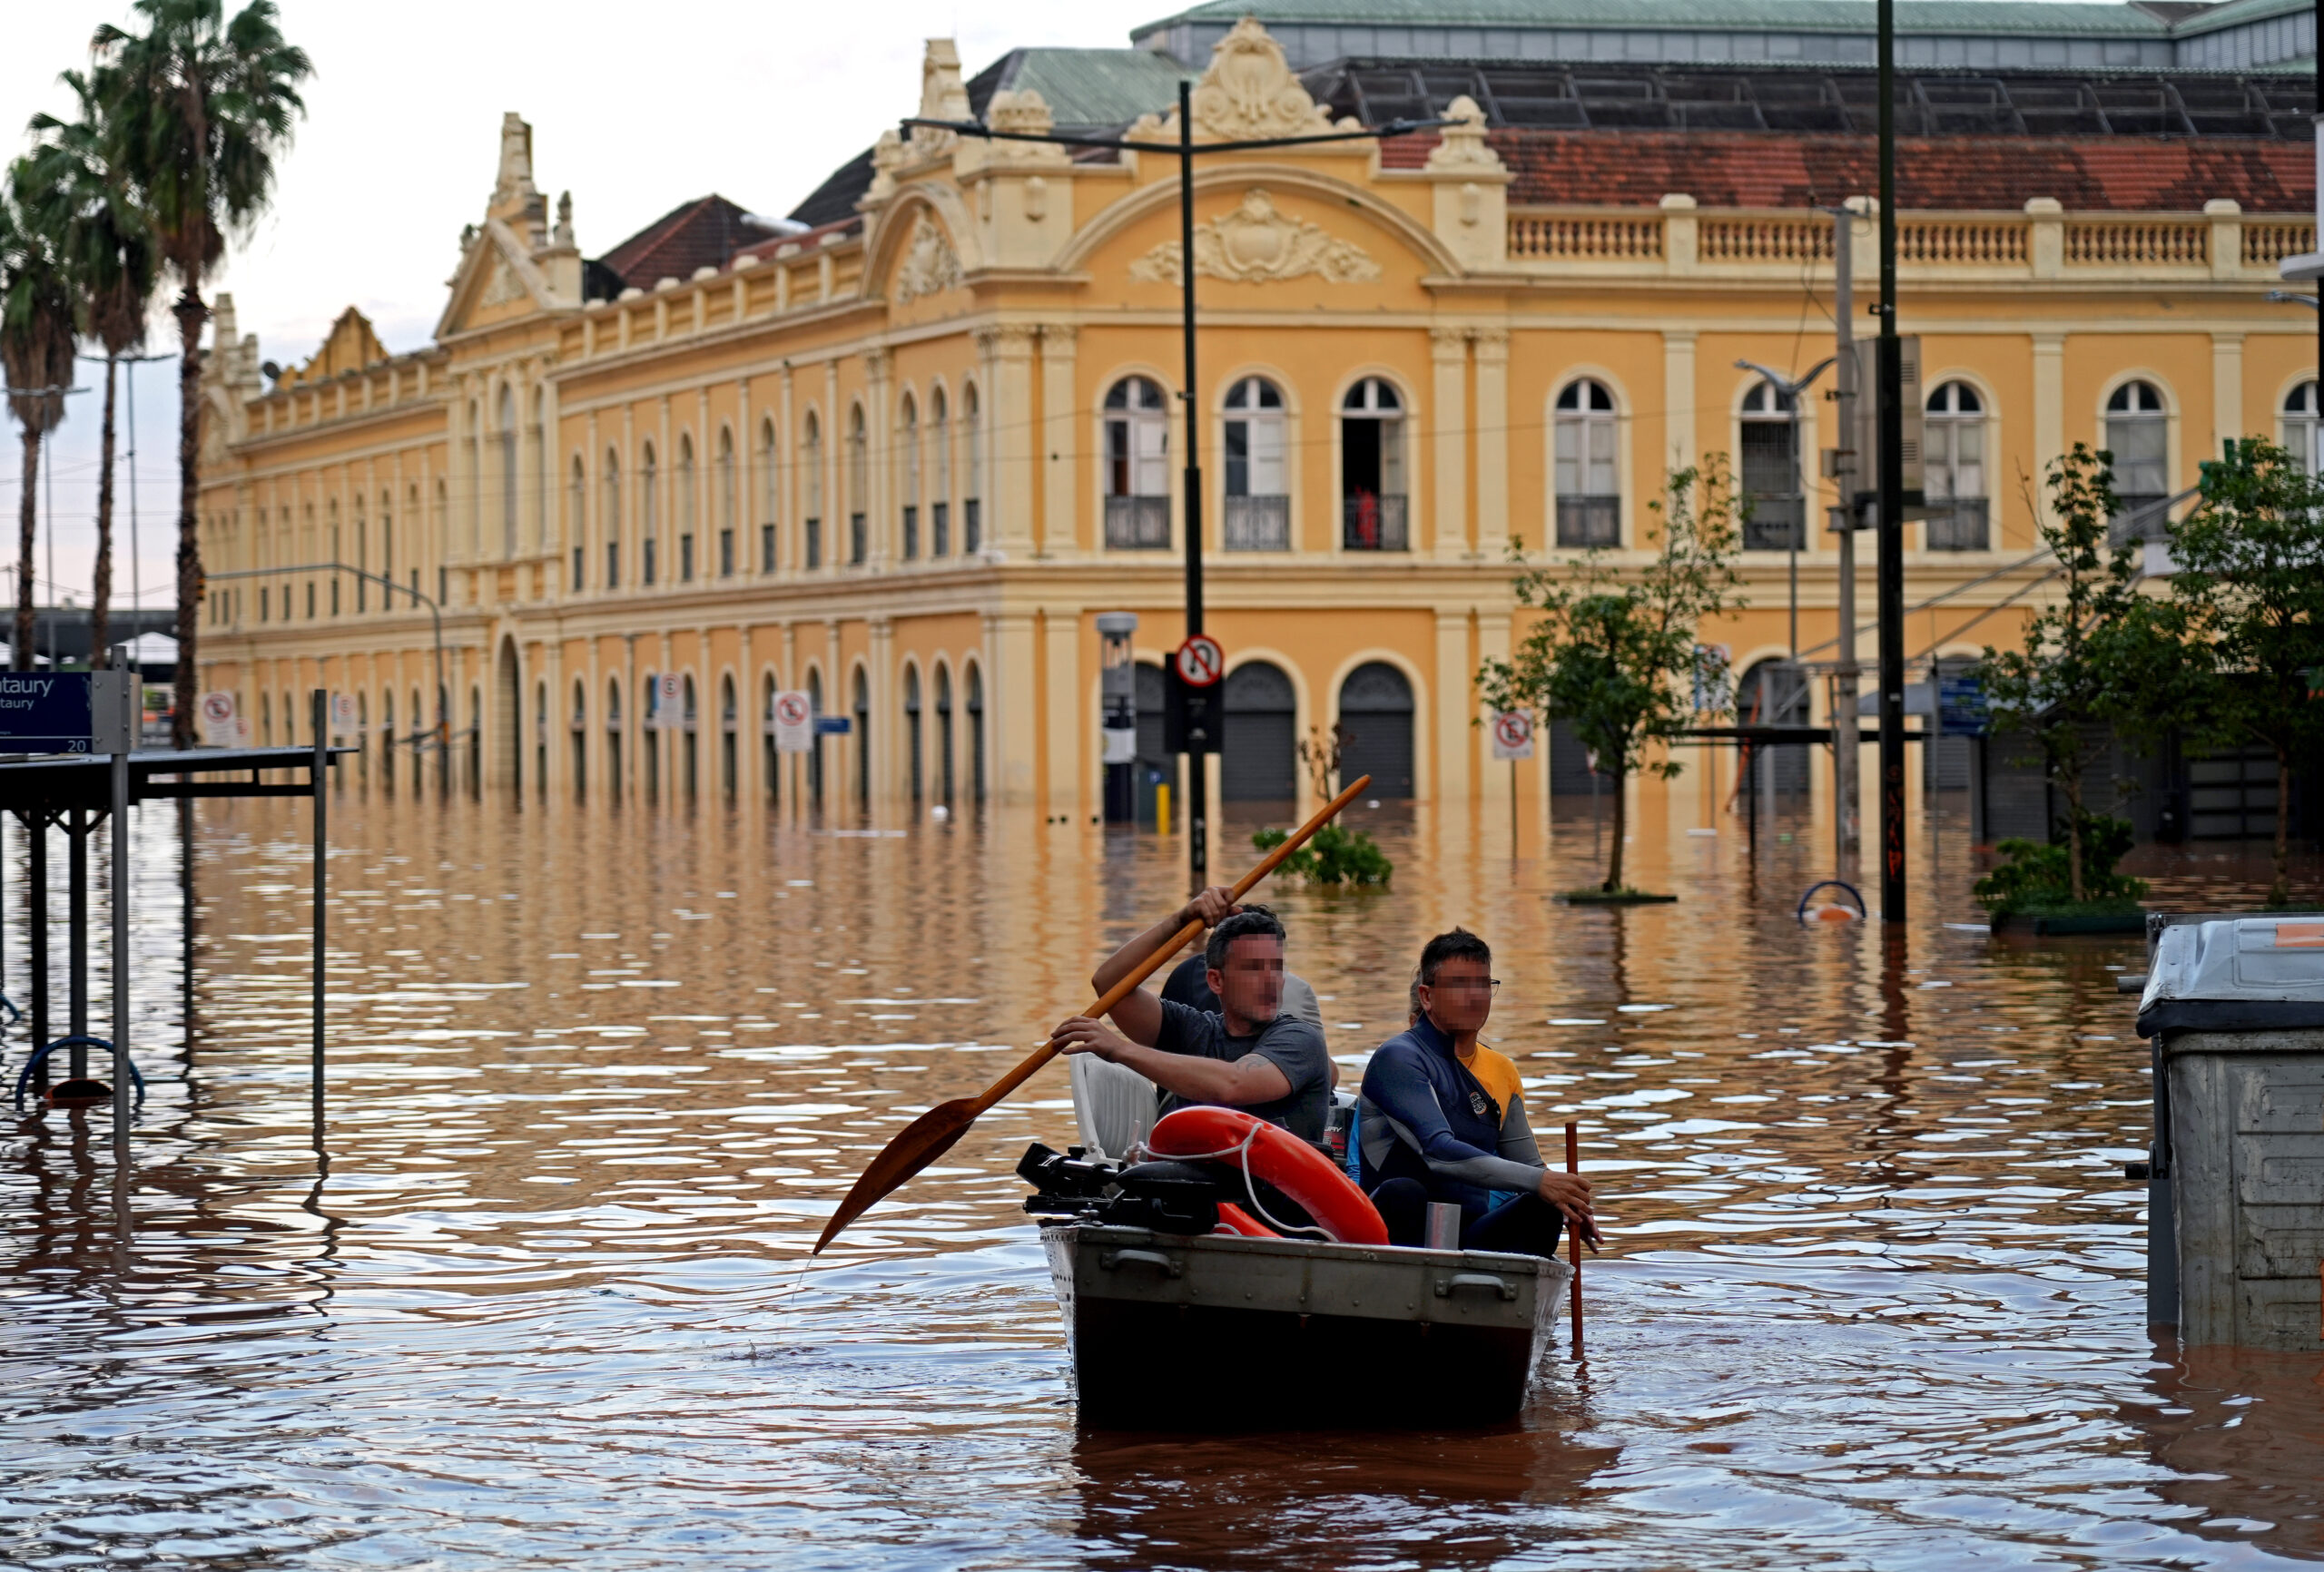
[1733,356,1837,395]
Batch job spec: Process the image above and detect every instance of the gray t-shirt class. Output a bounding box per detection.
[1150,997,1332,1141]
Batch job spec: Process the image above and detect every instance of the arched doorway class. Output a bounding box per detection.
[495,639,521,792]
[721,675,738,801]
[682,675,699,801]
[904,664,923,803]
[1336,662,1413,798]
[1739,658,1809,797]
[534,679,547,798]
[852,666,872,813]
[1222,661,1296,802]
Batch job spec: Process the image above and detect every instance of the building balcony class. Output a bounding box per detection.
[1555,495,1620,548]
[1224,494,1289,552]
[1342,492,1408,551]
[1105,494,1170,550]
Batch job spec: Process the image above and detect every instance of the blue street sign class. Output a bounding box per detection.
[0,673,93,753]
[814,715,852,736]
[1937,675,1988,737]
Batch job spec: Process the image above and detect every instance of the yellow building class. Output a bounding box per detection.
[194,15,2318,830]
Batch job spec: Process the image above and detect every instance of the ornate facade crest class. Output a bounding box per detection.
[1189,18,1332,141]
[1129,190,1382,286]
[892,214,964,302]
[478,256,529,309]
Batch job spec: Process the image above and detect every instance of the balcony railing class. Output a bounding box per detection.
[1555,495,1620,548]
[1924,498,1989,551]
[1342,492,1408,551]
[1224,494,1290,551]
[1742,496,1806,551]
[1105,494,1170,549]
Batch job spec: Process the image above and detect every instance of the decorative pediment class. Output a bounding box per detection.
[1129,190,1382,285]
[891,214,963,301]
[436,216,568,339]
[1188,18,1331,142]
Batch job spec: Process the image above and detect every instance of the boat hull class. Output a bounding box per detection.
[1041,1222,1571,1429]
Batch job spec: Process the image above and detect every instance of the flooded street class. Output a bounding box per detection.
[4,784,2323,1569]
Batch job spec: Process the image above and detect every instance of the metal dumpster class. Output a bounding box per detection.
[2138,916,2324,1350]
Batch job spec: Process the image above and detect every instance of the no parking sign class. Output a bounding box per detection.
[1490,709,1535,761]
[770,690,814,752]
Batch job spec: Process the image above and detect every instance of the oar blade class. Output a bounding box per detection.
[811,1097,980,1254]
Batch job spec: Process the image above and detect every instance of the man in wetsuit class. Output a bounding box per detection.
[1358,928,1598,1257]
[1049,887,1332,1141]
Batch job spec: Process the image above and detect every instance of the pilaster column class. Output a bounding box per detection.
[1472,329,1510,561]
[1040,325,1078,558]
[1662,329,1698,472]
[737,624,755,803]
[1435,608,1473,803]
[1476,608,1511,812]
[1044,604,1083,818]
[2211,330,2246,450]
[736,377,753,580]
[980,325,1039,558]
[822,361,842,576]
[695,386,713,585]
[1430,328,1469,560]
[2032,330,2065,522]
[870,614,895,807]
[777,366,796,575]
[988,609,1039,805]
[864,347,892,569]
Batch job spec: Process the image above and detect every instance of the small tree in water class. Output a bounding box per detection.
[1479,458,1746,894]
[2162,437,2324,906]
[1974,445,2165,905]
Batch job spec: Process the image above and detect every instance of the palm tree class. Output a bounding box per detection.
[90,0,309,742]
[0,173,79,673]
[29,71,161,673]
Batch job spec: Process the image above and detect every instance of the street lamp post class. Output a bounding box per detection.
[1734,357,1834,661]
[903,98,1442,893]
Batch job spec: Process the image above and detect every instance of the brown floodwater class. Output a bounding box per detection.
[4,781,2322,1569]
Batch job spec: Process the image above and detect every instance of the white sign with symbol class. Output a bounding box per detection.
[200,691,241,748]
[330,693,358,732]
[651,672,683,730]
[1490,709,1535,761]
[1174,634,1225,688]
[771,690,814,752]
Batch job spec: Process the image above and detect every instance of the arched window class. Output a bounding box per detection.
[759,418,779,573]
[677,434,697,581]
[719,674,737,800]
[640,442,659,585]
[762,673,781,804]
[931,388,951,557]
[962,384,983,554]
[1341,378,1406,552]
[497,384,518,558]
[2106,380,2168,523]
[326,500,340,615]
[534,389,550,552]
[900,393,921,560]
[1738,379,1800,552]
[567,457,586,589]
[803,411,824,568]
[846,405,870,565]
[904,663,923,802]
[602,448,622,589]
[1554,379,1620,548]
[1105,376,1170,550]
[352,499,367,612]
[1925,381,1988,550]
[2282,381,2321,473]
[935,663,954,806]
[852,665,872,811]
[1223,377,1287,551]
[571,678,587,800]
[606,678,625,802]
[806,667,825,810]
[717,427,736,577]
[965,661,985,804]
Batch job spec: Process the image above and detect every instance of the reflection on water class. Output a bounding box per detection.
[2,785,2321,1568]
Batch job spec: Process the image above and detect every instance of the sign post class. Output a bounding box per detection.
[1170,634,1225,881]
[94,670,134,1164]
[1491,709,1534,850]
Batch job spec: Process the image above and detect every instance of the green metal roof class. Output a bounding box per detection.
[2171,0,2307,36]
[1135,0,2182,39]
[990,48,1198,127]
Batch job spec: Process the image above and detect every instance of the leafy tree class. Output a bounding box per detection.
[28,71,162,669]
[1478,457,1746,894]
[1974,810,2148,917]
[1251,823,1393,887]
[1974,445,2174,903]
[89,0,310,740]
[0,176,78,672]
[2162,437,2324,906]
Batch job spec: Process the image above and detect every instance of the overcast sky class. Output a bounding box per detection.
[0,0,1164,616]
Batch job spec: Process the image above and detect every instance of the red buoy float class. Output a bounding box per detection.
[1148,1105,1390,1246]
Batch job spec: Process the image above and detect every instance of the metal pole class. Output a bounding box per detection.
[310,687,327,1140]
[1178,80,1209,892]
[110,731,130,1161]
[1832,208,1861,871]
[1788,398,1801,659]
[68,809,86,1077]
[1876,0,1908,924]
[29,814,47,1083]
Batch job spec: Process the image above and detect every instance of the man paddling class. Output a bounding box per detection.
[1049,888,1331,1141]
[1358,928,1599,1257]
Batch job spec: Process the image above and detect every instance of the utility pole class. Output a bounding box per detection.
[1876,0,1908,924]
[1829,205,1861,873]
[1177,81,1210,889]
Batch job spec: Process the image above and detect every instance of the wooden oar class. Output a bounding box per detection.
[811,774,1374,1254]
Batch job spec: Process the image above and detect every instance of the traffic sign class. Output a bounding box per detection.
[1490,708,1535,761]
[770,690,814,752]
[330,693,358,732]
[653,672,683,730]
[1174,634,1224,688]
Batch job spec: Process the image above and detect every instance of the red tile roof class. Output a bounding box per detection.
[599,195,787,289]
[1385,130,2315,211]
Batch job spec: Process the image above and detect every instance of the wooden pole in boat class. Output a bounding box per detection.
[1565,1118,1584,1358]
[810,774,1374,1255]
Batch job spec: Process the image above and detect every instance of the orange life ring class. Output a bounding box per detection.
[1213,1202,1273,1237]
[1149,1105,1390,1246]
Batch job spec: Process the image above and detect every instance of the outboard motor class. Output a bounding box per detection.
[1018,1142,1230,1234]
